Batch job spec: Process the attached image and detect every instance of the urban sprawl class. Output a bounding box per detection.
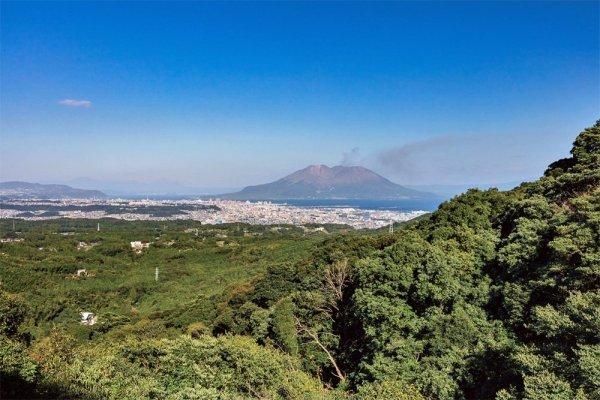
[0,199,427,229]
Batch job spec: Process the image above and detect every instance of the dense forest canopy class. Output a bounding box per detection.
[1,121,599,399]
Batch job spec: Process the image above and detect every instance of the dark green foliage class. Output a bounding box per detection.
[212,122,599,399]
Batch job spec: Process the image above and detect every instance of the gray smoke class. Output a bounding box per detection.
[376,133,566,185]
[340,147,362,166]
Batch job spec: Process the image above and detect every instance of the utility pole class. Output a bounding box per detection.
[155,266,159,282]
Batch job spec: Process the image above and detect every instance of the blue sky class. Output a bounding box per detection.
[1,1,598,187]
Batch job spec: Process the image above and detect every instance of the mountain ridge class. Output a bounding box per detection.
[0,181,106,199]
[220,165,438,200]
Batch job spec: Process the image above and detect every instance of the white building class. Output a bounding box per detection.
[80,312,97,326]
[130,241,150,253]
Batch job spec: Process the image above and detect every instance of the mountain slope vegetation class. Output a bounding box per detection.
[1,122,598,399]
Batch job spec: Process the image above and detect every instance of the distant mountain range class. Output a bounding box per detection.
[220,165,439,200]
[65,178,238,197]
[0,181,106,199]
[1,175,524,201]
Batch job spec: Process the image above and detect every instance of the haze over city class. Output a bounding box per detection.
[1,1,598,190]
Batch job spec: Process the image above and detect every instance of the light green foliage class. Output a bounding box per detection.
[576,344,600,398]
[523,372,573,400]
[271,297,299,356]
[0,290,28,338]
[354,380,425,399]
[0,288,41,397]
[0,336,38,383]
[0,221,323,339]
[0,222,332,398]
[47,335,328,399]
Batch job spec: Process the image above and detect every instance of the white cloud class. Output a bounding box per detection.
[58,99,92,108]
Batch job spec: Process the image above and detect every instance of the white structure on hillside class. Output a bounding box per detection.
[80,312,97,326]
[130,241,150,253]
[76,269,88,277]
[0,238,24,243]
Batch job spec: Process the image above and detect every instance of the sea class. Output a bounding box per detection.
[128,195,444,212]
[255,198,443,212]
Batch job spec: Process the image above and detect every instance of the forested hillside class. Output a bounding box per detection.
[1,122,598,399]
